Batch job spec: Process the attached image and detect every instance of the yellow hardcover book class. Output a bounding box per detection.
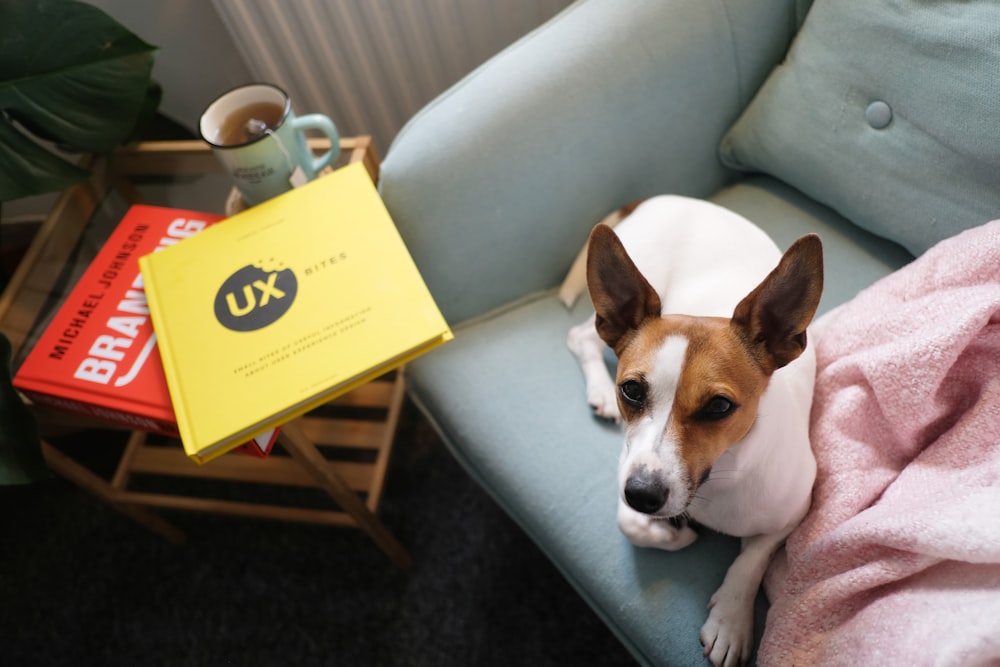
[138,163,453,464]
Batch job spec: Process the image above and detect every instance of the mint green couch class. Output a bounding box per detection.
[379,1,1000,664]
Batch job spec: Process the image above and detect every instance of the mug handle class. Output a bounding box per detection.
[290,114,341,173]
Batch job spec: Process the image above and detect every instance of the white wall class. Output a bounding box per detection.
[89,0,255,133]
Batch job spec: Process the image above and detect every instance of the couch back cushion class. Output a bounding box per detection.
[719,0,1000,256]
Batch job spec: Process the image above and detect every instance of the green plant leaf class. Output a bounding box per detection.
[0,332,48,485]
[0,118,90,198]
[0,0,157,201]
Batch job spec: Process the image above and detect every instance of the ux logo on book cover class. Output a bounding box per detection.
[214,259,298,332]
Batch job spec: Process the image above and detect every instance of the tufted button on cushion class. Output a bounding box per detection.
[865,100,892,129]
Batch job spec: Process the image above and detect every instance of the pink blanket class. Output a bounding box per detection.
[758,220,1000,666]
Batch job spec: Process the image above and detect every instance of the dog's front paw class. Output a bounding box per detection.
[617,504,698,551]
[587,375,621,422]
[699,590,754,667]
[567,320,621,422]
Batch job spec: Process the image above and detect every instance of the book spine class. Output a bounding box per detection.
[137,254,198,456]
[22,389,179,436]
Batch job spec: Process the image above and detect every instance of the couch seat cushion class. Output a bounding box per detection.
[711,176,913,315]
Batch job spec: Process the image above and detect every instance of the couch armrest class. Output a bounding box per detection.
[381,0,807,324]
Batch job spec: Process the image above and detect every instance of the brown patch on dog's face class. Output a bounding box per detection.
[616,315,770,489]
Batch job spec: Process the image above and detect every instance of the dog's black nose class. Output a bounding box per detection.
[624,474,667,514]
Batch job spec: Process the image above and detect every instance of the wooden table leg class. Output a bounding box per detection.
[41,440,187,545]
[278,421,412,570]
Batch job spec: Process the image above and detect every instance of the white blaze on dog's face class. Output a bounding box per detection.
[614,317,768,518]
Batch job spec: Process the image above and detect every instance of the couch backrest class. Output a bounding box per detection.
[381,0,811,325]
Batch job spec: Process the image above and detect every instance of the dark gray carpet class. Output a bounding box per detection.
[0,401,636,666]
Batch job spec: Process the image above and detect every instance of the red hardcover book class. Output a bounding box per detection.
[13,204,277,458]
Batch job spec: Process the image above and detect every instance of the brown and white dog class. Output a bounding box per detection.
[563,196,823,667]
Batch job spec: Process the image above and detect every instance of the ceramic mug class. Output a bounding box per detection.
[199,83,340,205]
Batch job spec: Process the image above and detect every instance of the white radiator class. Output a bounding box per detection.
[211,0,573,154]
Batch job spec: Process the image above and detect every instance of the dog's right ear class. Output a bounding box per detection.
[586,225,662,354]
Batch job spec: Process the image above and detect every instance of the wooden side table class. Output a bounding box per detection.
[0,137,411,569]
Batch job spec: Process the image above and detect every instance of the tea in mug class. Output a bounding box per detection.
[215,101,286,145]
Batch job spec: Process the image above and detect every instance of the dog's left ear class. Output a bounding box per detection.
[731,234,824,373]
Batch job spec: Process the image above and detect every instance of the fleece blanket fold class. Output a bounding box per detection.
[758,219,1000,666]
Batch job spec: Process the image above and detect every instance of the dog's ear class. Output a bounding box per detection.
[586,225,662,353]
[731,234,824,373]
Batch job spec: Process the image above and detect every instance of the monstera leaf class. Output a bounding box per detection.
[0,0,157,201]
[0,332,47,484]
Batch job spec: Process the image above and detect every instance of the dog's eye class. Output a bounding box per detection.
[619,380,647,407]
[699,395,736,421]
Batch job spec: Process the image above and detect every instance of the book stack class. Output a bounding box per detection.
[14,205,277,457]
[16,162,452,464]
